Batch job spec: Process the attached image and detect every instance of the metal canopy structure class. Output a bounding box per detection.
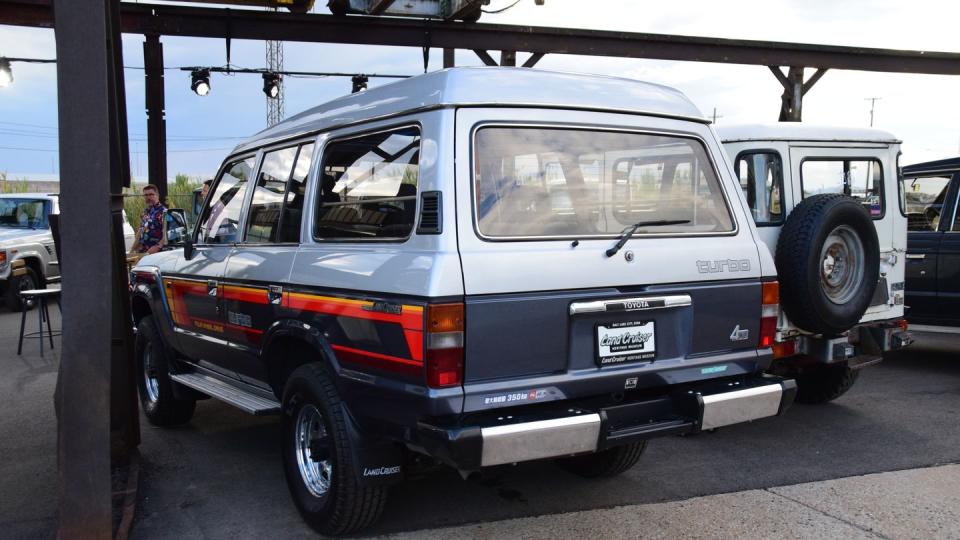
[7,0,960,126]
[3,1,960,536]
[6,0,960,76]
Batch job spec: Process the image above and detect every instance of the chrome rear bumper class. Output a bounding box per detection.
[418,376,795,471]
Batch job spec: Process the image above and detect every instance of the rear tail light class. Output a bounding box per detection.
[425,303,464,388]
[897,318,909,332]
[772,339,796,359]
[760,281,779,349]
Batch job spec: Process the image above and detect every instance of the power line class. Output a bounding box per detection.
[0,144,231,154]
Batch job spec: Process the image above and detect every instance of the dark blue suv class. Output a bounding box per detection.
[900,157,960,330]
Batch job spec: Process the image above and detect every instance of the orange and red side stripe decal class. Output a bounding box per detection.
[284,292,425,364]
[222,285,269,305]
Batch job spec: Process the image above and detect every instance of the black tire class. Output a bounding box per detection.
[135,315,196,426]
[795,364,860,404]
[776,194,880,336]
[556,441,647,478]
[281,364,387,536]
[5,266,39,312]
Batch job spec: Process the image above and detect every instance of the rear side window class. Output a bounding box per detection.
[899,175,952,231]
[735,152,783,225]
[198,156,256,244]
[313,127,419,241]
[242,142,314,244]
[473,126,734,239]
[279,143,314,243]
[801,159,884,218]
[246,146,298,243]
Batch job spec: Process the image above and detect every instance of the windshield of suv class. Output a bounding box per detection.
[0,198,48,229]
[473,127,734,238]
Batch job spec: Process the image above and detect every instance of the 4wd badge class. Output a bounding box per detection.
[729,325,749,341]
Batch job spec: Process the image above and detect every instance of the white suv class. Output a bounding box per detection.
[720,124,911,403]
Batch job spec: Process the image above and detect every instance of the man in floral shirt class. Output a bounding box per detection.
[132,184,167,254]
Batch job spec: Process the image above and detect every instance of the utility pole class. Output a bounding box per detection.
[865,97,881,126]
[711,107,723,124]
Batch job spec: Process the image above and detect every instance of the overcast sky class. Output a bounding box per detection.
[1,0,959,179]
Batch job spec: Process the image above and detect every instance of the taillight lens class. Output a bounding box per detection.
[760,281,779,349]
[425,303,464,388]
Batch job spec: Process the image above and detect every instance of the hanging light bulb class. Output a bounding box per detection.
[262,72,281,99]
[0,58,13,88]
[190,69,210,96]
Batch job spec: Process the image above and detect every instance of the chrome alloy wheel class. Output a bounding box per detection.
[819,224,865,305]
[142,342,160,404]
[295,404,333,498]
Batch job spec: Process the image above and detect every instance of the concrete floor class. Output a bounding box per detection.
[1,305,958,539]
[0,307,59,540]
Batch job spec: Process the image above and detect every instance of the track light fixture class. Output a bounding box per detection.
[262,72,281,99]
[190,69,210,96]
[0,58,12,88]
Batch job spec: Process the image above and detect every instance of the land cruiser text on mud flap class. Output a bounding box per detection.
[130,68,796,535]
[720,124,912,404]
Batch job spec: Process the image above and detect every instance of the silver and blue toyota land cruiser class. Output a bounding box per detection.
[130,68,797,535]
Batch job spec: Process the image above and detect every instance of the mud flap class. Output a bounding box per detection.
[342,406,405,487]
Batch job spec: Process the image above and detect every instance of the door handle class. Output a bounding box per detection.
[905,254,926,260]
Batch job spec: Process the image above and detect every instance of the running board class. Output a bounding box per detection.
[170,373,281,415]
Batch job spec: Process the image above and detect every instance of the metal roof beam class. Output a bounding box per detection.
[4,1,960,75]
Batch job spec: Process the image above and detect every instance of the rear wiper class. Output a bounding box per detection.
[605,220,691,258]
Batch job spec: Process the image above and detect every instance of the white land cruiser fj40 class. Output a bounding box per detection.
[720,124,912,403]
[131,68,801,535]
[0,194,61,310]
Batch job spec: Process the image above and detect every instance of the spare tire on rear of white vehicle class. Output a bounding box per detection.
[775,194,880,336]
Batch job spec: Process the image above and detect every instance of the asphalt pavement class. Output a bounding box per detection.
[1,306,958,538]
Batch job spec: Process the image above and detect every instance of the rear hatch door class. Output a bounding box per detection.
[454,108,766,412]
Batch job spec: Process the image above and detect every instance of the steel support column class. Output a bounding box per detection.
[770,66,828,122]
[443,47,455,68]
[144,34,168,199]
[53,0,117,535]
[500,50,516,67]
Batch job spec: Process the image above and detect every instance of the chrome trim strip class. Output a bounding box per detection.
[480,413,601,467]
[569,294,692,315]
[905,254,926,260]
[700,384,783,430]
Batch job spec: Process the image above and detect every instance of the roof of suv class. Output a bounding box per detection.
[233,67,706,154]
[901,156,960,175]
[717,123,900,144]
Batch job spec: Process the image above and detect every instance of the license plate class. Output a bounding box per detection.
[596,320,656,366]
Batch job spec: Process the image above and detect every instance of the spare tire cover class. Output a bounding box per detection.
[775,193,880,336]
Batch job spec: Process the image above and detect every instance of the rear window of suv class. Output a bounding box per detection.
[801,158,884,219]
[473,126,734,239]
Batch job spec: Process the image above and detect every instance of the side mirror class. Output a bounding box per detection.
[164,208,194,260]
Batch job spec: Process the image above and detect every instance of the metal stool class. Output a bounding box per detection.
[17,288,62,356]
